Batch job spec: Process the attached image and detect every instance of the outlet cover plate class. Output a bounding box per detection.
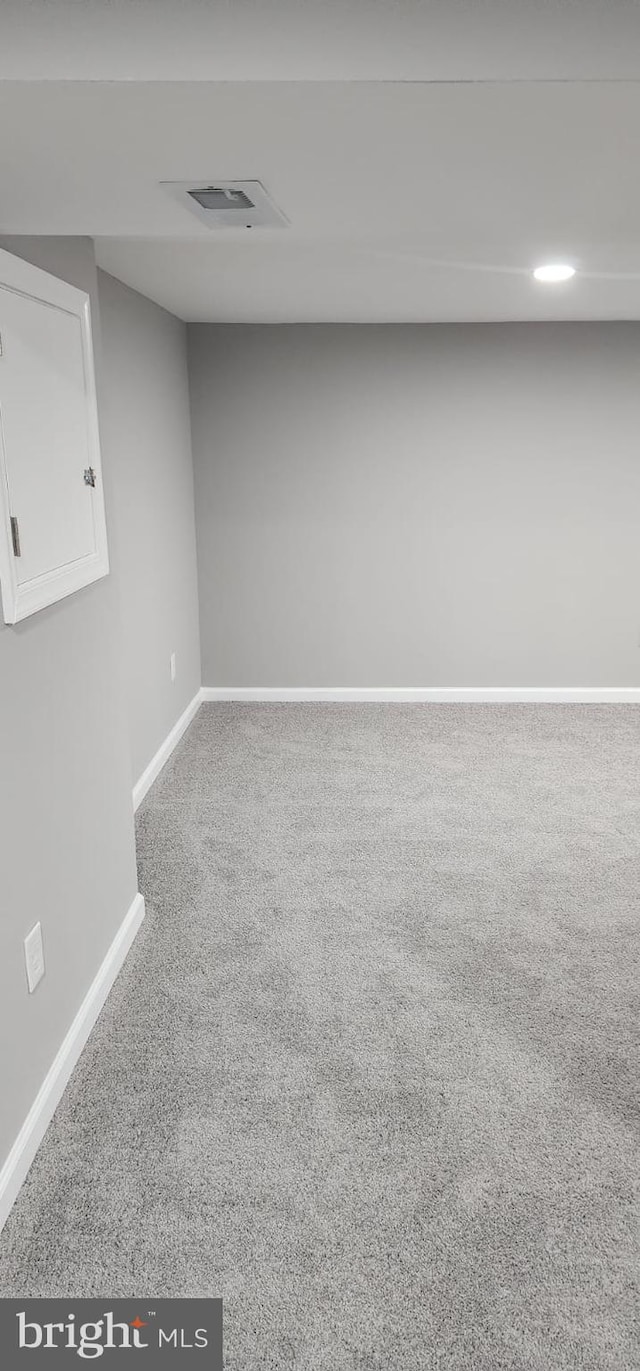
[24,921,45,994]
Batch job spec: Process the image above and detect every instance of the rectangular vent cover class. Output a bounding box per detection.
[161,180,288,229]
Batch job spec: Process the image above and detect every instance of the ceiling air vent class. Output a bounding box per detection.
[161,180,288,229]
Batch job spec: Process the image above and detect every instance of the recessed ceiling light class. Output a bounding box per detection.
[533,263,576,283]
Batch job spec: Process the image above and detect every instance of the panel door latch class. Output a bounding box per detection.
[10,514,21,557]
[83,467,96,487]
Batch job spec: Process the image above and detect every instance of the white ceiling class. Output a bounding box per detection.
[2,0,640,82]
[1,3,640,322]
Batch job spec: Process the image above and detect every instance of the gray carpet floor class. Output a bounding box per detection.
[1,703,639,1369]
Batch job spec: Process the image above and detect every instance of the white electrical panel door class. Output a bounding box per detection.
[0,249,108,623]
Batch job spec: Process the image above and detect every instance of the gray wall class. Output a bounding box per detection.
[0,239,139,1170]
[98,271,200,782]
[188,323,640,687]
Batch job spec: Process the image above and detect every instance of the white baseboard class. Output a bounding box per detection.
[200,687,640,703]
[0,891,145,1235]
[133,690,202,811]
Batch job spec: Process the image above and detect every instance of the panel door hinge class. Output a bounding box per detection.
[10,515,21,557]
[83,467,96,488]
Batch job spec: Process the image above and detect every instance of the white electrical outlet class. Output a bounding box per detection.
[24,921,45,994]
[170,652,177,682]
